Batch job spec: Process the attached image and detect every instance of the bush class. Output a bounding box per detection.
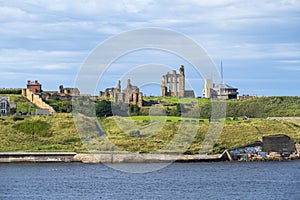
[96,100,113,117]
[12,116,24,121]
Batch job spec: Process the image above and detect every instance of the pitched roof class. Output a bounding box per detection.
[214,83,237,89]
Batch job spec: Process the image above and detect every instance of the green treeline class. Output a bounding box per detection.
[0,89,22,94]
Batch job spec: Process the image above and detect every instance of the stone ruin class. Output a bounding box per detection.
[99,79,143,107]
[161,65,195,98]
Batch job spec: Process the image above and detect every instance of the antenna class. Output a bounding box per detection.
[221,60,224,84]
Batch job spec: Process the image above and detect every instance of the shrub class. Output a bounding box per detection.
[12,116,24,121]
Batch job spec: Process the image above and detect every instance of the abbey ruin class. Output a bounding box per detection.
[161,65,195,98]
[99,79,143,107]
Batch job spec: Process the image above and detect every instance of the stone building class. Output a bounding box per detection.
[40,85,80,101]
[0,97,10,115]
[262,135,296,154]
[59,85,80,96]
[99,79,143,107]
[27,80,42,93]
[202,79,238,100]
[161,65,195,98]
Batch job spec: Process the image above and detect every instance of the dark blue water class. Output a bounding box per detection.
[0,161,299,200]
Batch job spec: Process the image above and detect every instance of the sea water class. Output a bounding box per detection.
[0,161,299,200]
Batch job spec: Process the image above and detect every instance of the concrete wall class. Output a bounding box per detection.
[73,153,224,163]
[267,117,300,123]
[0,152,76,162]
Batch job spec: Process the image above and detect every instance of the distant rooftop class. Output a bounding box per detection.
[214,83,238,89]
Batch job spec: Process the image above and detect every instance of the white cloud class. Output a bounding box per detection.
[0,49,87,71]
[205,42,300,61]
[0,6,36,21]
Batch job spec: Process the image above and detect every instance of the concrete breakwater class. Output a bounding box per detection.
[0,152,76,163]
[73,153,228,163]
[0,151,299,163]
[0,152,229,163]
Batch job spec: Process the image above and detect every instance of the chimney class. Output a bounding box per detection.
[35,80,38,84]
[27,80,31,84]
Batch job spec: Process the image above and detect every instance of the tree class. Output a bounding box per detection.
[96,100,112,117]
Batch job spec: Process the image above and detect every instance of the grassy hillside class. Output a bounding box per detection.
[226,96,300,117]
[0,115,83,152]
[0,115,299,154]
[141,96,300,119]
[0,94,37,113]
[99,116,300,154]
[0,95,299,154]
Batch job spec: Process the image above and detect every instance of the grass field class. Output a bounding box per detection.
[0,115,299,154]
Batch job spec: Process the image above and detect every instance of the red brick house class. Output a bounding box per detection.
[27,80,42,93]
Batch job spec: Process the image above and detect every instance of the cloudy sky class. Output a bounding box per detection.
[0,0,299,96]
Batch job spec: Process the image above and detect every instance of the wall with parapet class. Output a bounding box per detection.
[22,89,55,113]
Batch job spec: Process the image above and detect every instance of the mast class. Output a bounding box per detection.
[221,60,224,84]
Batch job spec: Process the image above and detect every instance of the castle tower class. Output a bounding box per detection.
[179,65,185,97]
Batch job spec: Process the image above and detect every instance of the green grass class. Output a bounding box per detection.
[0,115,84,152]
[0,94,299,154]
[0,94,37,113]
[98,116,300,154]
[143,96,208,105]
[143,96,300,118]
[0,115,299,154]
[129,115,208,122]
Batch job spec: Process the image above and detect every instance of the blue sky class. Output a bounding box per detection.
[0,0,299,96]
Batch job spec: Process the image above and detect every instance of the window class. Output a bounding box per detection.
[0,102,6,109]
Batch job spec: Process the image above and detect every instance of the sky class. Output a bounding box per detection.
[0,0,299,96]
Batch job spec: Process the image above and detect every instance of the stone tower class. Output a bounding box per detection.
[178,65,185,97]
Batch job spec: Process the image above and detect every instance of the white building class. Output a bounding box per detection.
[203,79,238,100]
[0,97,10,115]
